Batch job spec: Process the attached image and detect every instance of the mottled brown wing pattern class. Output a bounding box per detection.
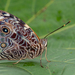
[0,10,47,63]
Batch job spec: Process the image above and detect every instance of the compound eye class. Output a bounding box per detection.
[1,43,7,48]
[2,26,10,34]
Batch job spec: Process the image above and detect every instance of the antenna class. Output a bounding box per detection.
[44,21,71,39]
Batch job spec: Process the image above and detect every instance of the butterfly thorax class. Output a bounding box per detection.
[36,39,47,56]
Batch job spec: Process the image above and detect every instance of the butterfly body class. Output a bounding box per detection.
[0,10,47,62]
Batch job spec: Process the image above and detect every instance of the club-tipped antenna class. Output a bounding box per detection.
[44,21,71,39]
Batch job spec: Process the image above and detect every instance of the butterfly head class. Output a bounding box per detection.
[40,39,47,52]
[41,39,47,47]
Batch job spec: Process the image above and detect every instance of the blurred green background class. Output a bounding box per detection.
[0,0,75,75]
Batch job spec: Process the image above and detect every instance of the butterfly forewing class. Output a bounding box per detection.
[0,10,46,61]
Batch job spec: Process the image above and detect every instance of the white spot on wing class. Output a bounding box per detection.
[4,13,10,16]
[16,21,19,23]
[0,16,4,19]
[25,24,30,28]
[24,27,28,30]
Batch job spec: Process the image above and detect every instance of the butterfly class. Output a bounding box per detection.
[0,10,70,67]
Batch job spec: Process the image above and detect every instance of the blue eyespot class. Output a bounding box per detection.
[2,26,10,34]
[3,28,8,32]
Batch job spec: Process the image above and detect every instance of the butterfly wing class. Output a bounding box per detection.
[0,10,41,60]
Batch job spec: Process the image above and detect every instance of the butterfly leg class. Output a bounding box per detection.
[40,52,44,68]
[45,47,50,62]
[13,55,25,64]
[13,58,22,64]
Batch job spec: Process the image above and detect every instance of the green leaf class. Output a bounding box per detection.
[0,0,75,75]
